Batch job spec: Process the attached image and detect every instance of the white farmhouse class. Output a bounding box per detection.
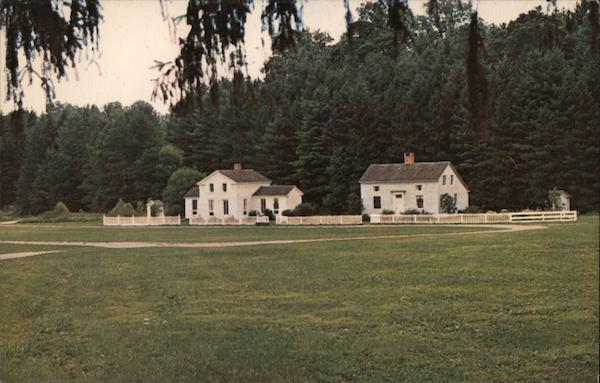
[359,153,469,215]
[184,163,303,221]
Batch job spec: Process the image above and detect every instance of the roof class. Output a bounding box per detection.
[253,185,296,196]
[217,169,271,183]
[558,190,571,198]
[359,161,453,183]
[184,187,199,198]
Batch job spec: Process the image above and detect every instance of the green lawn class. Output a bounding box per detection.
[0,217,597,382]
[0,223,496,243]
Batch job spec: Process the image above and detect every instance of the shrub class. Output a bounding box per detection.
[362,213,370,223]
[291,203,314,216]
[263,208,275,221]
[440,193,457,213]
[382,209,395,215]
[282,209,294,217]
[459,205,482,213]
[402,209,430,215]
[107,199,136,216]
[248,210,258,217]
[33,202,72,222]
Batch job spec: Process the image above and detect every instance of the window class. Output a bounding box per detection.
[222,183,227,192]
[209,183,214,192]
[450,175,454,185]
[223,200,229,215]
[416,195,424,209]
[260,198,266,213]
[208,199,214,216]
[243,198,247,215]
[416,184,422,191]
[192,199,198,215]
[442,175,446,185]
[374,186,380,192]
[273,198,279,214]
[373,196,381,209]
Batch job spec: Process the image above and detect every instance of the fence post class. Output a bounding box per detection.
[436,215,440,224]
[413,215,417,224]
[485,214,488,223]
[320,216,323,225]
[460,215,464,224]
[117,215,121,225]
[178,215,181,225]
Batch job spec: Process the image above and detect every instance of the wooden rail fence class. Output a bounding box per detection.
[370,211,577,224]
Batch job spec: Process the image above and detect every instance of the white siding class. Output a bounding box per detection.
[361,181,438,215]
[184,197,199,219]
[436,164,469,212]
[197,172,270,220]
[360,164,469,215]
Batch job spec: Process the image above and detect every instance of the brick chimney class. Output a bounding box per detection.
[233,163,242,170]
[404,152,415,165]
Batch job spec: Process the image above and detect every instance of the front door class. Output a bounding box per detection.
[393,193,404,214]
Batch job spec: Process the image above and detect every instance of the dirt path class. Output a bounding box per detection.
[0,224,546,253]
[0,251,61,260]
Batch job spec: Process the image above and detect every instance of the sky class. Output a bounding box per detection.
[0,0,580,114]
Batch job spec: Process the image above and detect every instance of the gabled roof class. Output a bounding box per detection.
[359,161,452,183]
[253,185,298,196]
[216,169,271,183]
[184,187,199,198]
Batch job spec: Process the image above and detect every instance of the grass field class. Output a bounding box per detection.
[0,217,598,382]
[0,223,496,243]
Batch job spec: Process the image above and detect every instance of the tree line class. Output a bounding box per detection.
[1,1,599,215]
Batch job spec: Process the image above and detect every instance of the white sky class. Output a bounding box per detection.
[0,0,579,114]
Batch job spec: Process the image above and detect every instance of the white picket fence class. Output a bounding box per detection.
[103,215,181,226]
[189,215,270,225]
[370,211,577,224]
[276,215,363,225]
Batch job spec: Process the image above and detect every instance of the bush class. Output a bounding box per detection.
[402,209,430,215]
[459,205,482,213]
[263,208,275,221]
[362,213,370,223]
[107,199,136,216]
[291,203,314,216]
[382,209,395,215]
[440,193,457,213]
[248,210,258,217]
[42,202,70,219]
[282,209,294,217]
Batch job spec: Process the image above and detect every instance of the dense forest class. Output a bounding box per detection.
[1,1,599,215]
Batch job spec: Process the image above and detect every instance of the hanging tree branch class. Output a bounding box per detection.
[1,0,101,108]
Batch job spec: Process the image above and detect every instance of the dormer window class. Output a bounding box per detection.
[209,183,214,192]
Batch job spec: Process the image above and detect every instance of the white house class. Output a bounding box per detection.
[184,163,303,221]
[359,153,469,215]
